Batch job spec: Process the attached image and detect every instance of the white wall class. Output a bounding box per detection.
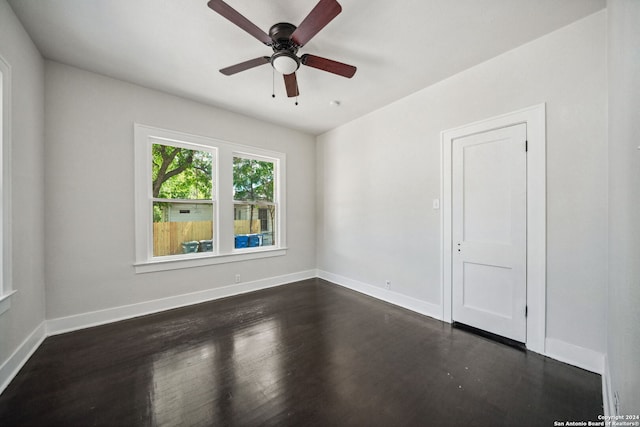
[317,12,607,354]
[44,62,316,320]
[0,0,46,365]
[607,0,640,414]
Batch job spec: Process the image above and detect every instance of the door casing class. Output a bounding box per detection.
[441,104,546,354]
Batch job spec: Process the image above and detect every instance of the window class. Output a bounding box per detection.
[152,143,215,257]
[0,55,14,315]
[233,156,277,249]
[134,125,287,273]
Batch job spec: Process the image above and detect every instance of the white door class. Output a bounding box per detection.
[452,123,527,342]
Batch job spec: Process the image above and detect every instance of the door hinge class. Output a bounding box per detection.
[525,305,528,317]
[525,140,528,152]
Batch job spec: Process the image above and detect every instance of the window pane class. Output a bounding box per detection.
[152,144,213,200]
[153,202,213,256]
[233,204,276,248]
[233,157,274,202]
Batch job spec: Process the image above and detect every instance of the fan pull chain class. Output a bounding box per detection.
[295,81,299,106]
[271,68,275,98]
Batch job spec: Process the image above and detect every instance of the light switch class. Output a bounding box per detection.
[433,199,440,210]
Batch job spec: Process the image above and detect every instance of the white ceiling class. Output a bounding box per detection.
[9,0,605,135]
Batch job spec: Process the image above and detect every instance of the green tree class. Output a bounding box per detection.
[152,144,212,221]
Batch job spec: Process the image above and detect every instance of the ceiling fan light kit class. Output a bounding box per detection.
[271,51,300,75]
[207,0,357,99]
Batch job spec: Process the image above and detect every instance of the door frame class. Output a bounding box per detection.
[441,104,546,354]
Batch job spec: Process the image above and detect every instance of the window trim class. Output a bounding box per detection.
[134,124,287,274]
[0,55,14,316]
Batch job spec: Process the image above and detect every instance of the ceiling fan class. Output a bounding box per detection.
[207,0,357,98]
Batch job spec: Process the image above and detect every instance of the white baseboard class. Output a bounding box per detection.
[47,270,316,336]
[544,337,605,374]
[317,270,442,321]
[602,355,615,416]
[0,321,47,395]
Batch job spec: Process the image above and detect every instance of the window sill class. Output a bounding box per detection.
[0,290,17,316]
[134,247,287,274]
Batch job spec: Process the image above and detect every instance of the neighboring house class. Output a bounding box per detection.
[167,203,213,223]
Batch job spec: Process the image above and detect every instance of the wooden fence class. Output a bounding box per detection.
[153,220,261,256]
[153,221,213,256]
[234,219,261,235]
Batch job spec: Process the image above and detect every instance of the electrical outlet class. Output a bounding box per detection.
[235,274,241,284]
[385,280,391,290]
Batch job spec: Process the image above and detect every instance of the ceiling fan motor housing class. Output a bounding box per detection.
[269,23,300,74]
[269,22,297,48]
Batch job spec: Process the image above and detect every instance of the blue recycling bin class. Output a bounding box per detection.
[248,234,261,247]
[234,235,249,248]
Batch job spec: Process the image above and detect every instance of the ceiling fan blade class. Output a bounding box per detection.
[207,0,272,45]
[301,54,356,78]
[283,73,299,97]
[291,0,342,47]
[220,57,270,76]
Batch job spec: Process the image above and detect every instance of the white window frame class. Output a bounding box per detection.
[0,55,15,316]
[232,151,280,252]
[134,124,287,273]
[148,138,218,259]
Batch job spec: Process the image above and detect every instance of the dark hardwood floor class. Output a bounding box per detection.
[0,279,602,426]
